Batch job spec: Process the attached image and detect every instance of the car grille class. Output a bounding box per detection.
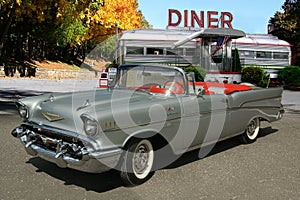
[23,124,83,145]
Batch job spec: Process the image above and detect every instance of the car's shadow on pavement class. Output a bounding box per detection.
[165,126,278,169]
[28,158,124,192]
[27,126,278,193]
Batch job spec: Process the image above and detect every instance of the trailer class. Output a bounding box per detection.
[119,28,291,82]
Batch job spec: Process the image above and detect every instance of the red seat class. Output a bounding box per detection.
[192,82,252,95]
[149,86,173,94]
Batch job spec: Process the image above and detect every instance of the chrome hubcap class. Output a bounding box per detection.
[247,120,257,137]
[133,144,149,174]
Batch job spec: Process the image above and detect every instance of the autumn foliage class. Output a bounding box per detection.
[0,0,145,66]
[85,0,143,42]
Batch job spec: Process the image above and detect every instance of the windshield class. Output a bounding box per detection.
[114,65,186,95]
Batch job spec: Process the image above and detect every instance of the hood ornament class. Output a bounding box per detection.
[43,94,55,103]
[42,112,64,122]
[49,94,55,102]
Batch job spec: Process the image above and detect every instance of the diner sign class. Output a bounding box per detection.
[168,9,234,28]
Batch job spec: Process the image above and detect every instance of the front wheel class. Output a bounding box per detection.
[120,139,155,186]
[240,118,260,144]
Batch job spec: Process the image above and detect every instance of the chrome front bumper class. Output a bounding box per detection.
[12,125,122,173]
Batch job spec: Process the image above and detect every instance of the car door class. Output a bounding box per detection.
[185,94,229,149]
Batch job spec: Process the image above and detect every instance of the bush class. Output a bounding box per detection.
[184,66,206,82]
[278,66,300,85]
[241,66,266,86]
[259,71,270,88]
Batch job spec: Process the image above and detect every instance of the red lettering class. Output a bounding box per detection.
[207,11,219,28]
[191,10,204,28]
[168,9,182,27]
[221,12,233,28]
[184,10,188,27]
[167,9,234,29]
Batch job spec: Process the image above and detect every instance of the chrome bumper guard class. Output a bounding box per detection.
[12,125,122,173]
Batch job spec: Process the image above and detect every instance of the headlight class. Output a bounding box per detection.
[16,102,28,119]
[18,106,28,118]
[80,114,99,136]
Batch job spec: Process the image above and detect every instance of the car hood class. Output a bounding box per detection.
[20,89,155,134]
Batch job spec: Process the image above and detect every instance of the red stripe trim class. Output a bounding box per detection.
[232,42,292,47]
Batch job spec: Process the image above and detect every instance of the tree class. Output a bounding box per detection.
[0,0,19,60]
[84,0,143,43]
[0,0,147,67]
[231,48,242,72]
[269,0,300,66]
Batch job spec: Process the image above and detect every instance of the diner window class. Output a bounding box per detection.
[256,51,271,58]
[239,50,255,58]
[273,52,289,59]
[126,47,144,55]
[166,48,183,56]
[146,48,164,55]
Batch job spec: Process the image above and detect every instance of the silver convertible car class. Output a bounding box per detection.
[12,64,284,186]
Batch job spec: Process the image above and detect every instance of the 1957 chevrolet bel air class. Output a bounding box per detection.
[12,64,284,186]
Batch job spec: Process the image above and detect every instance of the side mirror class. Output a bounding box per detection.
[197,88,206,98]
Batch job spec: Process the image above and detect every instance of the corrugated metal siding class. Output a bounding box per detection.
[240,58,290,66]
[234,44,290,52]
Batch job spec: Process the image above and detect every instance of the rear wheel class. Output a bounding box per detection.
[240,118,260,144]
[120,138,155,186]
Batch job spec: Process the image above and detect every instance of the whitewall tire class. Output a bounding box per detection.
[240,118,260,144]
[120,138,155,186]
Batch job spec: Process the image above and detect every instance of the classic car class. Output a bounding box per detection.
[12,64,284,186]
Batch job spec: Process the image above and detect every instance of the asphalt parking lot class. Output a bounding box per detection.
[0,78,300,199]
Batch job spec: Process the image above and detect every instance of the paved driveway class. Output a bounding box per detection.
[1,78,300,199]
